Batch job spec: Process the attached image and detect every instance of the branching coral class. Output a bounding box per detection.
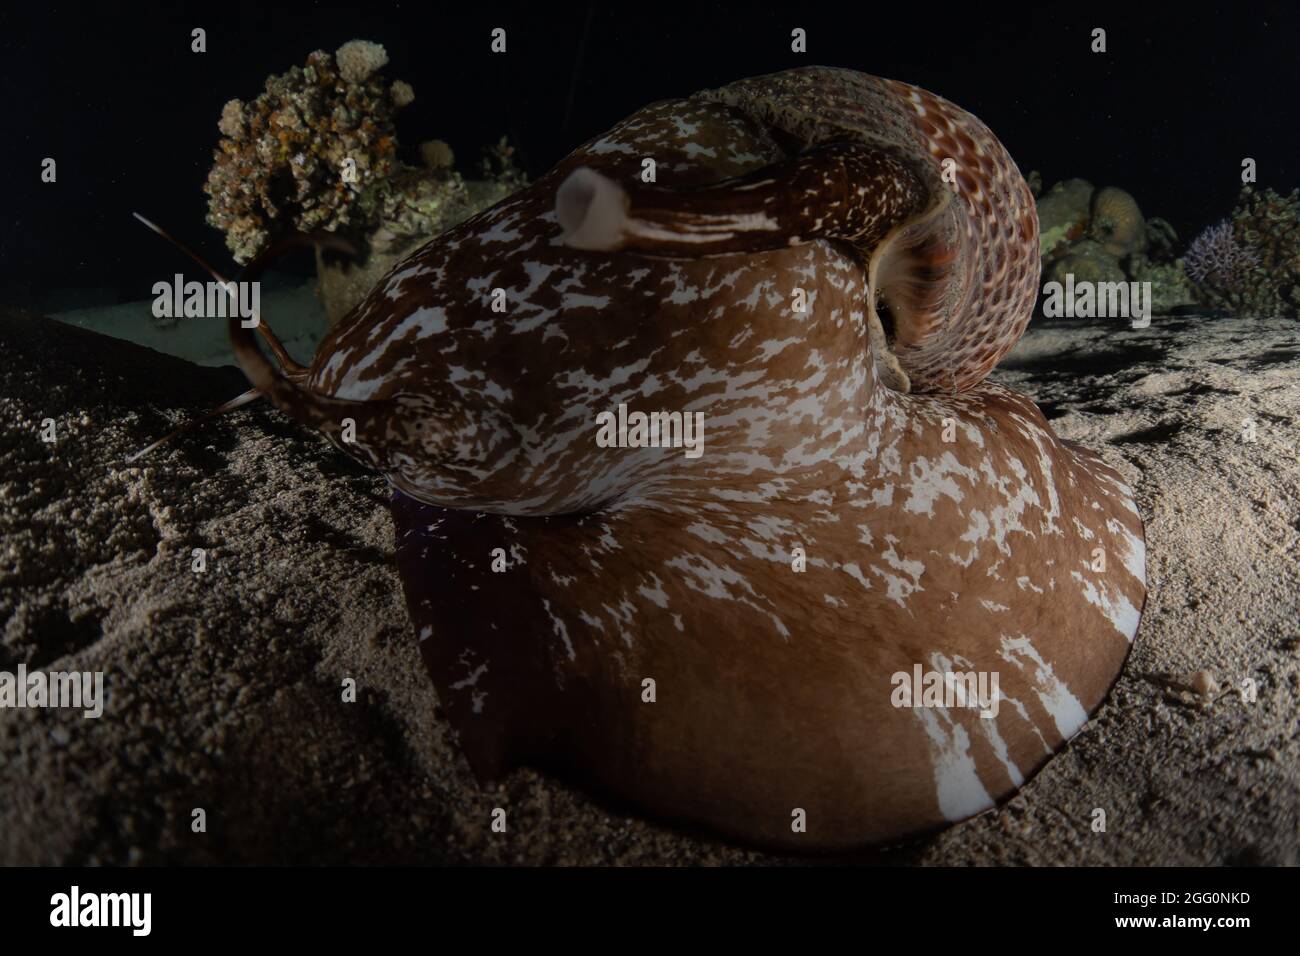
[204,41,413,263]
[1184,187,1300,317]
[1184,221,1258,288]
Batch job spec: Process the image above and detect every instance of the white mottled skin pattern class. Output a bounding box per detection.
[232,68,1147,849]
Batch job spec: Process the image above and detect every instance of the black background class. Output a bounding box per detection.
[2,0,1296,306]
[0,864,1282,938]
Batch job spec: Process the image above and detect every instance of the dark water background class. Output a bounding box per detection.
[2,0,1295,309]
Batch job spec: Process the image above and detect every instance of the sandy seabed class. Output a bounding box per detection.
[1,307,1296,865]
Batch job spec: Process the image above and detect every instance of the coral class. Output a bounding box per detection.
[203,43,412,263]
[1144,217,1179,262]
[1185,187,1300,317]
[1229,186,1300,316]
[390,80,415,108]
[1128,256,1198,313]
[1036,178,1093,258]
[1045,238,1126,288]
[354,167,470,254]
[204,41,533,272]
[317,155,529,325]
[207,43,537,321]
[1036,180,1198,316]
[217,99,244,138]
[479,135,529,192]
[419,139,455,171]
[1184,220,1261,315]
[1184,221,1257,287]
[335,39,388,84]
[1089,186,1146,259]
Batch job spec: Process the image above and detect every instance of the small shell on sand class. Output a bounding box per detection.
[1189,670,1220,697]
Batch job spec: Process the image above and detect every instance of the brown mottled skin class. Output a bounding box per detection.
[227,68,1146,849]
